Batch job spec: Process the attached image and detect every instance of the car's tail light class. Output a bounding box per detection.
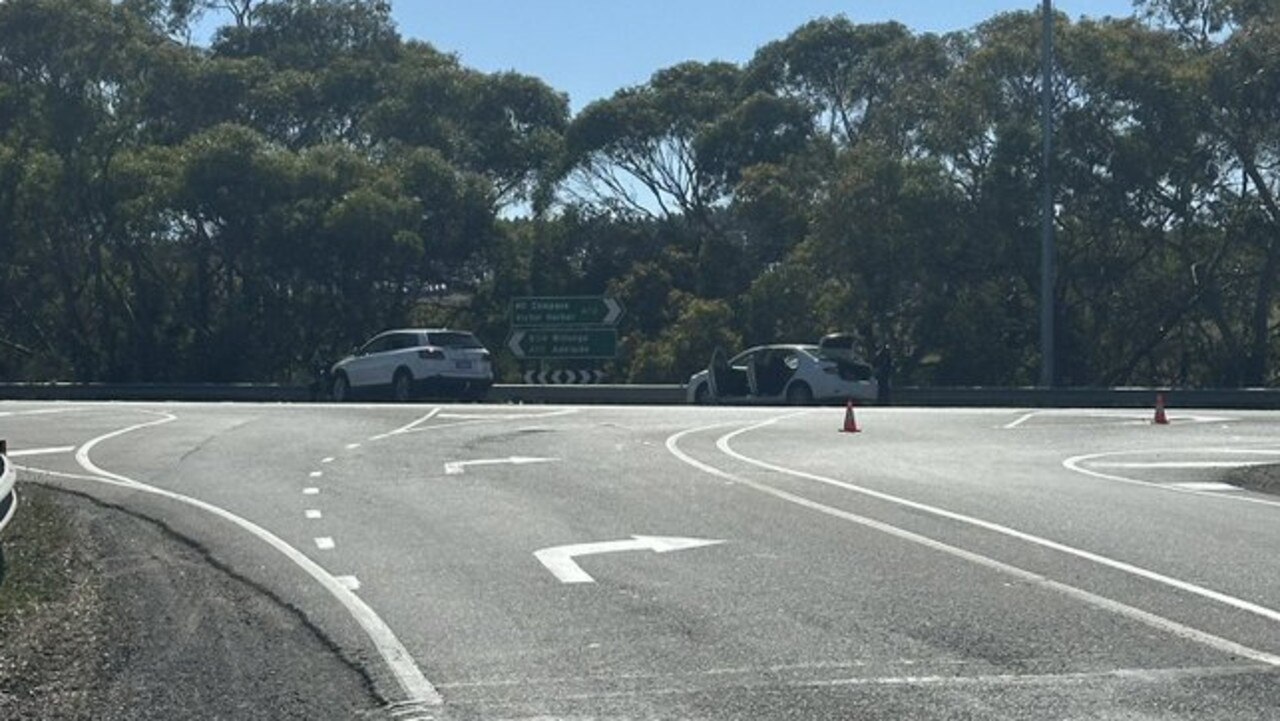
[418,348,445,360]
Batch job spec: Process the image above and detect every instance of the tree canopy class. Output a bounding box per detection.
[2,0,1278,388]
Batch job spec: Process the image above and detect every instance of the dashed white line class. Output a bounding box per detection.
[310,471,323,478]
[321,457,335,464]
[303,487,320,495]
[305,509,323,519]
[315,537,336,550]
[346,443,362,450]
[52,412,440,705]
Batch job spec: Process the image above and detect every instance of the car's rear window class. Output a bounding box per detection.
[428,332,484,349]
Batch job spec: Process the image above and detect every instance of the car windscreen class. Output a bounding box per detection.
[427,332,484,349]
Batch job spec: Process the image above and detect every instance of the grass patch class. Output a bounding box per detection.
[0,485,77,617]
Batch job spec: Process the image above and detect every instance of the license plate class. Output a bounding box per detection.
[455,360,472,369]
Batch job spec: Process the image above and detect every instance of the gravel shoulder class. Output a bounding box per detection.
[0,484,385,720]
[1223,463,1280,496]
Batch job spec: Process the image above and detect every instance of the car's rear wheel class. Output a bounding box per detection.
[332,373,350,403]
[785,381,813,405]
[392,368,414,402]
[694,383,712,405]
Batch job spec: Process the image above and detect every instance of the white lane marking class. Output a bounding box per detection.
[1173,482,1244,492]
[714,420,1280,629]
[534,536,725,584]
[336,575,361,591]
[369,408,442,441]
[1089,461,1274,469]
[435,409,580,421]
[310,471,323,478]
[58,412,441,706]
[1065,448,1280,509]
[1002,410,1236,428]
[346,443,361,450]
[721,420,1280,630]
[1002,412,1039,430]
[666,424,1280,668]
[321,457,335,464]
[303,487,320,495]
[439,663,1270,693]
[0,408,84,418]
[305,509,323,519]
[443,456,559,476]
[7,446,77,457]
[315,537,335,550]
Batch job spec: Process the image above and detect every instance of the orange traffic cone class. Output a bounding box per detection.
[1153,392,1169,425]
[840,400,861,433]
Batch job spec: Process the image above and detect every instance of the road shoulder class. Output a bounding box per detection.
[0,485,384,720]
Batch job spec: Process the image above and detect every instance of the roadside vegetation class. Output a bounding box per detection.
[0,485,101,718]
[1,0,1277,387]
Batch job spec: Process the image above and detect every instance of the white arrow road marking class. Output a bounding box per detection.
[444,456,559,475]
[7,446,77,457]
[534,535,725,584]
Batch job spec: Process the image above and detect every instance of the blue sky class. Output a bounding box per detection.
[198,1,1141,111]
[389,1,1139,110]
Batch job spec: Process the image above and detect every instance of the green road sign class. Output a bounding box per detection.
[507,329,618,359]
[511,296,624,328]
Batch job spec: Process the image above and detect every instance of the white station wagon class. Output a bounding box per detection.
[331,328,494,402]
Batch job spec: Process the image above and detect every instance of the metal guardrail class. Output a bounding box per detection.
[0,441,17,535]
[0,382,1278,408]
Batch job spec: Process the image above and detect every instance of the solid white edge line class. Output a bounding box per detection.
[1064,449,1280,510]
[58,411,442,706]
[713,419,1280,629]
[1090,461,1274,469]
[665,424,1280,668]
[8,446,77,457]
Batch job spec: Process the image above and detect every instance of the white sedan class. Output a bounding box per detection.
[686,344,878,405]
[331,328,494,402]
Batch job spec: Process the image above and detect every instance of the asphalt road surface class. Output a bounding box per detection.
[3,401,1280,720]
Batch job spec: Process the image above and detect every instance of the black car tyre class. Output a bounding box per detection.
[392,368,414,402]
[785,381,813,406]
[694,382,713,405]
[332,373,351,402]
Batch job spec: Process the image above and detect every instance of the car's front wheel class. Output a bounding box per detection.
[332,373,351,403]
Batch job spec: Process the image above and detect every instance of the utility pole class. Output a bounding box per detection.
[1039,0,1056,387]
